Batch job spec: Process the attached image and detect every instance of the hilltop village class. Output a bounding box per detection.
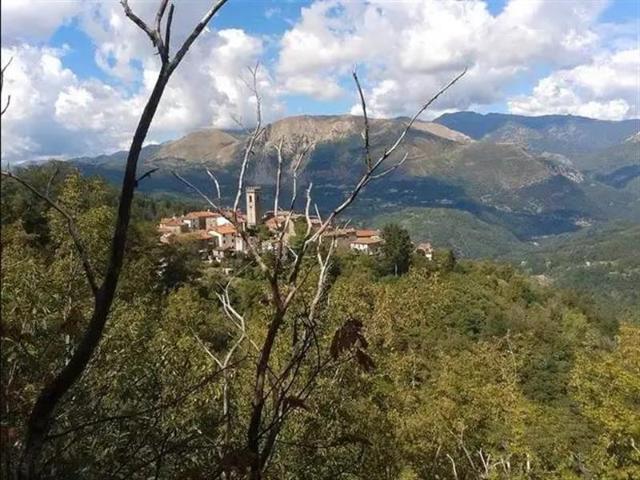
[157,186,434,263]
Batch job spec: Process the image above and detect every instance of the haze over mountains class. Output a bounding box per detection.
[72,112,639,256]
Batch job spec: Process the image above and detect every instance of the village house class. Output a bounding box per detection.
[210,223,237,250]
[157,187,406,263]
[416,242,434,261]
[159,217,188,235]
[325,228,357,249]
[169,230,215,259]
[183,211,220,230]
[350,236,383,254]
[349,229,383,254]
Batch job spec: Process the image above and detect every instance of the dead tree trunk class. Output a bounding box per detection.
[18,68,171,479]
[4,1,230,477]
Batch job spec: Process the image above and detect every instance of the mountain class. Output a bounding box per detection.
[70,112,640,245]
[370,207,522,258]
[434,111,639,157]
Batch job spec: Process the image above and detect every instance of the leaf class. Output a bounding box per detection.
[284,396,309,411]
[330,318,367,359]
[355,348,375,373]
[220,447,258,473]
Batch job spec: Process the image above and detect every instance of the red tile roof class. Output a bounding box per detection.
[356,229,380,238]
[185,211,219,219]
[213,224,237,235]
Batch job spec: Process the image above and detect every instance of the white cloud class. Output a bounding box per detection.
[0,0,637,163]
[508,48,640,120]
[0,0,83,44]
[277,0,618,118]
[1,2,284,163]
[1,44,140,162]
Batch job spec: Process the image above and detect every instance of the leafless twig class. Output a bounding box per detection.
[1,56,13,116]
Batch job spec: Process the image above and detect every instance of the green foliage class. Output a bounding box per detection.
[1,165,638,479]
[510,221,640,318]
[378,223,412,276]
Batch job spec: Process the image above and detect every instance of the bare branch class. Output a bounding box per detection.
[232,62,265,217]
[1,171,99,296]
[306,67,467,244]
[120,0,158,48]
[172,172,224,214]
[1,56,13,116]
[367,152,409,181]
[273,137,284,217]
[375,67,467,165]
[45,166,60,197]
[20,1,230,473]
[304,183,314,237]
[164,3,175,58]
[155,0,170,38]
[169,0,229,72]
[206,168,221,199]
[135,167,159,186]
[352,69,371,169]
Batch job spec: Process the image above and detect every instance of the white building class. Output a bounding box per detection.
[350,237,383,255]
[210,224,237,250]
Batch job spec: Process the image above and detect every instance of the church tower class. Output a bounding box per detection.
[246,186,261,227]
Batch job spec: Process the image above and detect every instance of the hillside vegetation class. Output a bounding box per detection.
[1,166,638,478]
[508,222,640,317]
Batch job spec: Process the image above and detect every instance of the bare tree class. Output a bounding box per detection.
[1,1,230,477]
[1,57,12,116]
[174,66,466,479]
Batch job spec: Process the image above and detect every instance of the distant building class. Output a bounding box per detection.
[264,211,321,243]
[416,242,434,261]
[210,224,237,250]
[158,199,384,266]
[350,236,383,255]
[184,211,219,230]
[325,228,357,249]
[159,217,187,235]
[246,186,261,227]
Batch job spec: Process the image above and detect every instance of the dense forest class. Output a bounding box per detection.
[2,165,638,479]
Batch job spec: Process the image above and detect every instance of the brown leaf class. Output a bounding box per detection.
[355,348,375,372]
[220,447,257,473]
[330,318,366,359]
[284,396,308,411]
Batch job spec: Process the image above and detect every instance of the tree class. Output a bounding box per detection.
[174,67,467,479]
[379,223,413,276]
[1,1,230,477]
[571,323,640,479]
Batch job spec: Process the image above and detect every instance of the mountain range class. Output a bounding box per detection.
[71,112,639,256]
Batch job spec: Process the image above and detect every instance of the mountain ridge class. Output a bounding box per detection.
[67,112,639,248]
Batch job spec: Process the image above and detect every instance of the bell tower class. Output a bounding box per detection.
[246,186,261,227]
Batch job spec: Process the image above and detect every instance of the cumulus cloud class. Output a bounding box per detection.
[277,0,619,118]
[0,0,637,163]
[1,1,284,163]
[1,44,140,162]
[508,48,640,120]
[1,0,83,44]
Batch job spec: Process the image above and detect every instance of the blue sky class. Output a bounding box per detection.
[1,0,638,161]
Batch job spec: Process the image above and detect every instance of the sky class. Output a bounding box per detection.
[1,0,639,163]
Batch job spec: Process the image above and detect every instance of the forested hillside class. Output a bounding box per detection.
[508,222,640,318]
[2,166,638,478]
